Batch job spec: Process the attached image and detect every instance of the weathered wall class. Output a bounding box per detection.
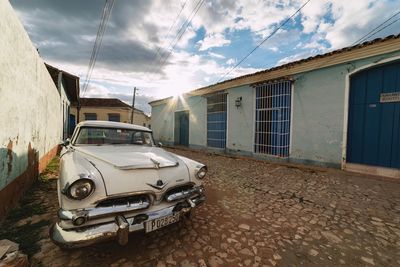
[290,51,400,167]
[70,106,151,128]
[226,85,255,153]
[60,79,71,140]
[0,0,61,217]
[186,96,207,147]
[151,102,175,144]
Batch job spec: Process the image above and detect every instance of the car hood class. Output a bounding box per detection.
[74,145,179,170]
[72,145,190,196]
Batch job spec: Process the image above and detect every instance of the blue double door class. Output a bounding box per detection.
[347,61,400,169]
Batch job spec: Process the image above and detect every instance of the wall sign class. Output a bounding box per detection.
[380,92,400,103]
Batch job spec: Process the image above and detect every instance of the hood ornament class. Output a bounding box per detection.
[150,158,160,169]
[147,179,168,190]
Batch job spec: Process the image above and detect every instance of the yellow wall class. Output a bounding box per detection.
[71,106,151,127]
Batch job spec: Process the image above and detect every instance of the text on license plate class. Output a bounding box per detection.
[145,213,180,233]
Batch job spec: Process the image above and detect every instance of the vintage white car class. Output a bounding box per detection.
[50,121,207,248]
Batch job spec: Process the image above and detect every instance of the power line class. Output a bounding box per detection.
[81,0,116,97]
[148,0,189,74]
[352,10,400,45]
[216,0,312,83]
[293,10,400,83]
[366,16,400,39]
[155,0,205,73]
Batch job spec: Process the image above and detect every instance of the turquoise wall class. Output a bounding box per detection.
[151,51,400,168]
[291,64,346,166]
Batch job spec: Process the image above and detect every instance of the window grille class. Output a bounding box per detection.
[254,81,292,157]
[207,93,227,148]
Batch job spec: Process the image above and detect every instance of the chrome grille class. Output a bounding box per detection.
[96,194,150,209]
[164,185,202,202]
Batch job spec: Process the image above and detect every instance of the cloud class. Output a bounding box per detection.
[300,0,400,49]
[269,47,279,52]
[83,83,156,115]
[198,33,231,51]
[276,50,318,66]
[208,52,225,59]
[9,0,400,107]
[226,58,235,65]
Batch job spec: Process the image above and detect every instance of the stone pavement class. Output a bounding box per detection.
[1,148,400,267]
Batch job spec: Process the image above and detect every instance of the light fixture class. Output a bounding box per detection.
[235,97,242,108]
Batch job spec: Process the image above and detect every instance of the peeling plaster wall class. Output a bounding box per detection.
[0,0,61,203]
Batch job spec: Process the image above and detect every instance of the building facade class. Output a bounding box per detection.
[46,64,80,139]
[0,0,65,217]
[71,98,151,129]
[150,35,400,178]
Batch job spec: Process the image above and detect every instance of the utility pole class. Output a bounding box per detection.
[130,87,137,124]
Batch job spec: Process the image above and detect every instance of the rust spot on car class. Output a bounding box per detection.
[7,140,13,175]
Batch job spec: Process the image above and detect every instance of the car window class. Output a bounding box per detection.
[74,127,154,146]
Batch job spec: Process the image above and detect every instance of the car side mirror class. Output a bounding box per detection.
[61,138,71,147]
[157,142,163,147]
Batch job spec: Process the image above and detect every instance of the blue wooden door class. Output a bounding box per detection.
[69,114,76,137]
[180,111,189,146]
[175,111,189,146]
[347,61,400,169]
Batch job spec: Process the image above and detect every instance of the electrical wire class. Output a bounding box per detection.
[352,10,400,45]
[365,16,400,39]
[81,0,116,97]
[155,0,205,73]
[215,0,312,83]
[292,9,400,84]
[147,0,189,74]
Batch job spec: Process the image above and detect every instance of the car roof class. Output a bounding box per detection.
[76,120,151,131]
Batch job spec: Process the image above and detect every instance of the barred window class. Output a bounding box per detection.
[254,81,292,157]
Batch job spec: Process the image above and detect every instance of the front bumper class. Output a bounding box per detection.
[50,194,205,248]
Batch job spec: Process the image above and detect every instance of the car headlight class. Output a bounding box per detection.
[196,166,207,179]
[67,179,95,200]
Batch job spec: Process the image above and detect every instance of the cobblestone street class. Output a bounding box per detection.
[1,148,400,267]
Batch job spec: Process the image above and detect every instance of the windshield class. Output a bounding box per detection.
[74,127,154,146]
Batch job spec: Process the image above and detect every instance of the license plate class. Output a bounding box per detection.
[145,213,180,233]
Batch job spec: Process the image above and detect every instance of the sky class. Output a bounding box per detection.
[10,0,400,114]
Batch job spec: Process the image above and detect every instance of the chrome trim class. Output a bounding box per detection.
[115,215,129,246]
[58,199,150,221]
[66,178,96,200]
[116,163,179,170]
[94,191,156,205]
[194,164,206,178]
[165,186,204,202]
[161,182,195,194]
[50,193,205,248]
